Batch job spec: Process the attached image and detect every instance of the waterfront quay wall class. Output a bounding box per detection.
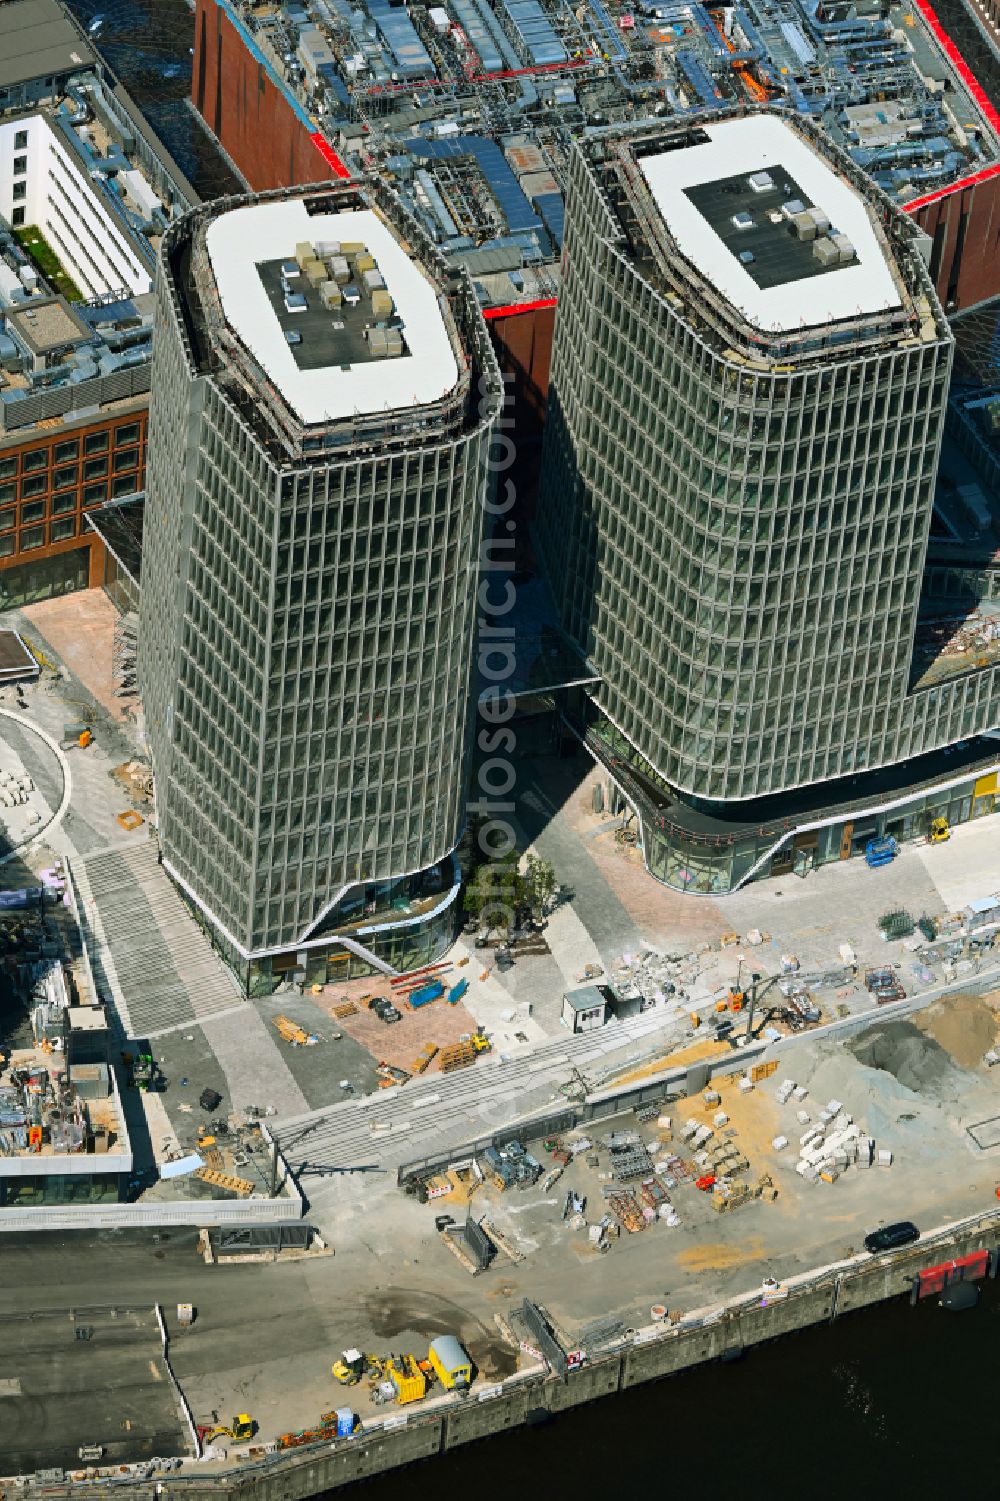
[17,1209,998,1501]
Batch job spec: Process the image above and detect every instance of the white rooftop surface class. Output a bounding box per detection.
[205,201,459,423]
[639,115,902,333]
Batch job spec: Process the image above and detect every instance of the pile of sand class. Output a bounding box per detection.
[914,993,1000,1070]
[790,1035,927,1142]
[849,1022,962,1097]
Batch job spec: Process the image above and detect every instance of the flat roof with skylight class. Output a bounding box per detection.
[638,115,902,334]
[204,199,459,426]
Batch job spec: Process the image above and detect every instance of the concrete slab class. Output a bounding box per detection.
[200,1005,310,1118]
[0,1306,188,1473]
[21,590,131,722]
[717,840,948,976]
[542,895,604,991]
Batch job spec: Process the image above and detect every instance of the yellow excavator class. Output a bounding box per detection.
[928,817,951,844]
[196,1415,254,1444]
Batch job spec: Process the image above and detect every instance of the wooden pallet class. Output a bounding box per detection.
[438,1042,476,1073]
[333,1002,358,1019]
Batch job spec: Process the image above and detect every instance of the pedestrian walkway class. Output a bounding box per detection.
[914,816,1000,910]
[72,843,245,1037]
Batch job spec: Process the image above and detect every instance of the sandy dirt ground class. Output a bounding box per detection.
[22,590,130,721]
[914,992,1000,1069]
[310,971,485,1075]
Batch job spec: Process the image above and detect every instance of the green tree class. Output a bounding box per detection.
[463,850,524,936]
[522,854,557,921]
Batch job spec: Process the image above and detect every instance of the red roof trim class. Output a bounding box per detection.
[309,132,352,181]
[482,297,558,319]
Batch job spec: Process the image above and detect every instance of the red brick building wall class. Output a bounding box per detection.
[0,406,147,602]
[192,0,336,192]
[912,174,1000,312]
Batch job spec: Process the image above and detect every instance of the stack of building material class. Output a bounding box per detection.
[273,1014,314,1046]
[775,1081,888,1183]
[711,1180,752,1212]
[604,1127,654,1182]
[411,1042,439,1074]
[194,1166,254,1196]
[607,1189,646,1232]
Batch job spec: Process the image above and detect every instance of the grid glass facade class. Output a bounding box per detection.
[139,184,502,963]
[538,116,1000,890]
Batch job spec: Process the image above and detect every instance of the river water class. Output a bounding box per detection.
[355,1279,1000,1497]
[67,2,1000,1494]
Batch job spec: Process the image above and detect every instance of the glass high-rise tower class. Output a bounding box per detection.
[539,113,1000,892]
[139,181,501,986]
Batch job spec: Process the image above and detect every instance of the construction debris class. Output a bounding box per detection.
[111,760,153,804]
[480,1139,542,1190]
[112,612,138,698]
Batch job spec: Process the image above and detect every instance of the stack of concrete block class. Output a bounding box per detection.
[783,1097,886,1182]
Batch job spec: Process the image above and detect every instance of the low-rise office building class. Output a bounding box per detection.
[0,7,195,607]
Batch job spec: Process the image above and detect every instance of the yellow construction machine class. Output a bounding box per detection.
[196,1415,254,1444]
[384,1354,429,1405]
[332,1349,380,1385]
[928,817,951,844]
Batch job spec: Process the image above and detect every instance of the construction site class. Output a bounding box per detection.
[0,601,999,1490]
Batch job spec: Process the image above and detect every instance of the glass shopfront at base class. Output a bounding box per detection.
[577,708,1000,897]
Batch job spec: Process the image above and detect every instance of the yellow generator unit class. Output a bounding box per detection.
[428,1335,472,1391]
[386,1354,427,1405]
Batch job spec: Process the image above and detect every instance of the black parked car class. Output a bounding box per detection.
[864,1221,919,1254]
